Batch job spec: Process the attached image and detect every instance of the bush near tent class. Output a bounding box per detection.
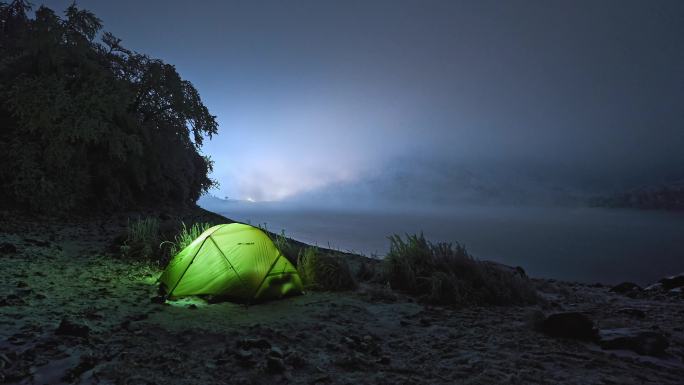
[384,233,537,306]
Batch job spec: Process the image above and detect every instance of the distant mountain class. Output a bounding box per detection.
[590,180,684,211]
[285,157,593,208]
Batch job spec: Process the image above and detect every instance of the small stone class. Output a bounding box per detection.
[600,329,669,356]
[617,308,646,319]
[55,318,90,338]
[23,238,50,247]
[540,312,597,341]
[237,338,271,350]
[0,242,17,254]
[610,282,641,294]
[266,356,286,373]
[234,349,254,367]
[0,353,11,365]
[284,351,306,368]
[376,356,391,365]
[268,346,284,358]
[150,296,166,304]
[660,274,684,291]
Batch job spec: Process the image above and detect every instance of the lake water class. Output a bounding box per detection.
[203,203,684,285]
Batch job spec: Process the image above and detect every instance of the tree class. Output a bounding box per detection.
[0,1,218,212]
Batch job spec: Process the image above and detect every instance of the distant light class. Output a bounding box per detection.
[246,197,255,203]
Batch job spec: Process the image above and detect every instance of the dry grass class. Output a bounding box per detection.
[164,222,212,258]
[297,246,357,291]
[384,233,537,306]
[122,218,214,265]
[120,217,160,262]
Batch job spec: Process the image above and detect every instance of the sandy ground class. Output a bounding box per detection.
[1,216,684,385]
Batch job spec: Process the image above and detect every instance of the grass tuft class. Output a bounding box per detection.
[296,246,357,291]
[120,217,160,262]
[121,218,214,265]
[384,233,537,306]
[272,229,300,265]
[165,222,212,257]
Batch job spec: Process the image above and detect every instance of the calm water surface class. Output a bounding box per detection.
[204,203,684,285]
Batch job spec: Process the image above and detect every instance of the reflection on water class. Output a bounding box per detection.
[203,203,684,285]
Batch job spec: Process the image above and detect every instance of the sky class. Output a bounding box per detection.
[39,0,684,204]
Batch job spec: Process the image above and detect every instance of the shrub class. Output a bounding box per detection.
[384,233,537,306]
[120,217,160,262]
[121,218,214,265]
[297,247,357,291]
[356,260,383,283]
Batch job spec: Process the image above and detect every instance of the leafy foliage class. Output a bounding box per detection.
[384,233,537,306]
[0,2,218,212]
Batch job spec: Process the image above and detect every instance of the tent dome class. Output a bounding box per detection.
[160,223,303,301]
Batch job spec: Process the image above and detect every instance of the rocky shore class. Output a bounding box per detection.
[1,211,683,385]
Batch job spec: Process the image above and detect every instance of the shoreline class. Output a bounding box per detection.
[1,207,683,384]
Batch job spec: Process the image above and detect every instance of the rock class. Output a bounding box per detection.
[527,310,546,330]
[376,355,391,365]
[0,294,27,307]
[284,350,306,368]
[62,354,97,382]
[150,296,166,304]
[515,266,527,278]
[617,308,646,319]
[237,338,271,350]
[234,349,255,367]
[0,242,17,254]
[645,283,663,291]
[540,312,597,340]
[23,238,50,247]
[125,376,155,385]
[268,346,284,358]
[335,352,369,371]
[265,356,286,373]
[600,329,669,356]
[659,274,684,291]
[55,318,90,338]
[610,282,642,294]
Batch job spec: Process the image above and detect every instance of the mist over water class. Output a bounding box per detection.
[200,197,684,285]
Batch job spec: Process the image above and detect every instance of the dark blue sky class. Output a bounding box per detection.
[40,1,684,201]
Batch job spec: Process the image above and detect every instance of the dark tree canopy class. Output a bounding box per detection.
[0,1,218,212]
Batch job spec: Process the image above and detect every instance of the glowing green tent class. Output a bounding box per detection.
[159,223,303,301]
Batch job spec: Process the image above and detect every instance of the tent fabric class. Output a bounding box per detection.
[159,223,303,301]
